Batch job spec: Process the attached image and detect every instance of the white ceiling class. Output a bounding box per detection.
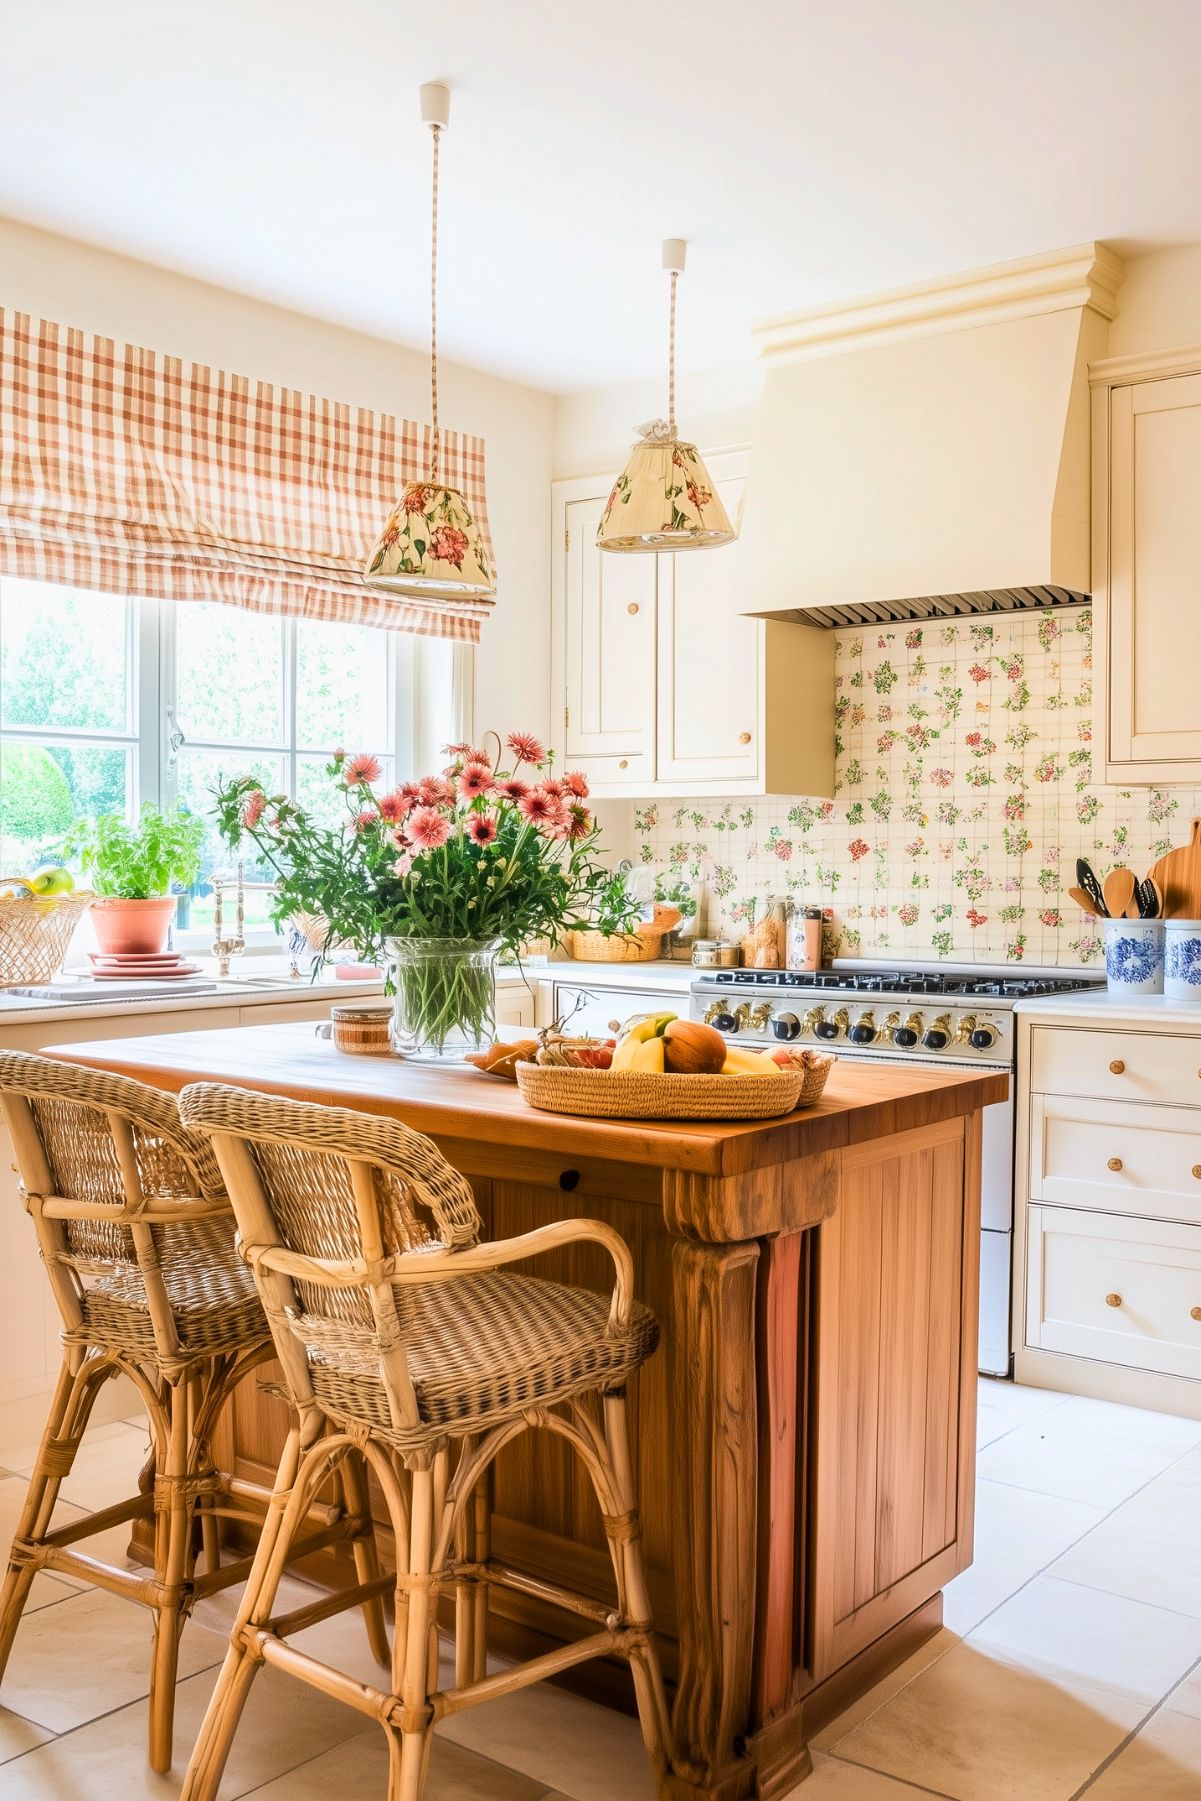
[3,0,1201,391]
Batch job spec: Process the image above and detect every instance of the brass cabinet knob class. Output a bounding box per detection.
[1109,1060,1126,1074]
[627,602,640,615]
[1193,1166,1201,1180]
[1192,1307,1201,1322]
[618,759,629,770]
[739,731,752,745]
[1107,1157,1124,1172]
[1105,1292,1122,1308]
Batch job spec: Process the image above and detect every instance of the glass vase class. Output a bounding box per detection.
[384,935,502,1064]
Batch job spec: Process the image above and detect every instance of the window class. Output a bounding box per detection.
[0,578,452,942]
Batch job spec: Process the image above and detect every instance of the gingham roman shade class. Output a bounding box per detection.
[0,310,495,642]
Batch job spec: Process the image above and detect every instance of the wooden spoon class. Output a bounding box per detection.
[1067,885,1102,918]
[1103,867,1136,921]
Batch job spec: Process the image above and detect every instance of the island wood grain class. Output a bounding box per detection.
[49,1023,1004,1800]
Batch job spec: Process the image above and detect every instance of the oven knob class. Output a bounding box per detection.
[970,1025,998,1051]
[814,1006,849,1041]
[708,1009,738,1034]
[848,1010,876,1046]
[893,1012,922,1048]
[922,1013,951,1050]
[771,1012,801,1041]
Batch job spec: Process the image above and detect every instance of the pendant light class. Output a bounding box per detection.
[364,83,495,601]
[597,239,736,554]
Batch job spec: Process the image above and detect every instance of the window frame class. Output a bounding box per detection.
[0,581,470,953]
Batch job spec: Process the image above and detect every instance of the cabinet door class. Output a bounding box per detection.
[563,494,656,786]
[655,474,760,785]
[1107,373,1201,776]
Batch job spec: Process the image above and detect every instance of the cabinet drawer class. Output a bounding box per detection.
[1030,1093,1201,1223]
[570,751,655,794]
[1027,1205,1201,1379]
[1031,1025,1201,1108]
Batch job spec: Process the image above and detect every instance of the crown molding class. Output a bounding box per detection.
[1089,342,1201,386]
[753,243,1125,365]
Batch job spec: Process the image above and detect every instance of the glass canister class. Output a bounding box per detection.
[1164,920,1201,1001]
[787,905,824,973]
[691,940,720,968]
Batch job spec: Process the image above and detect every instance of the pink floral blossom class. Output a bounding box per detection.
[535,777,566,803]
[563,770,590,799]
[968,663,991,684]
[966,908,988,928]
[467,811,498,847]
[519,788,563,828]
[565,803,592,842]
[343,753,382,787]
[241,790,266,830]
[506,731,546,768]
[429,524,469,567]
[458,762,494,800]
[352,808,378,834]
[392,851,414,878]
[405,806,453,851]
[848,838,870,862]
[495,777,531,803]
[377,788,412,824]
[416,775,454,808]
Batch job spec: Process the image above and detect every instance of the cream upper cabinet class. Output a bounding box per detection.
[1092,351,1201,783]
[552,453,834,799]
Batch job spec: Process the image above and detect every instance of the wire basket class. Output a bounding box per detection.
[0,891,94,986]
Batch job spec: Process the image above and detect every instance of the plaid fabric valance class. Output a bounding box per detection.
[0,310,495,642]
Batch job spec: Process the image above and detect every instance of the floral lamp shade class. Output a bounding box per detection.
[596,423,736,553]
[364,480,494,597]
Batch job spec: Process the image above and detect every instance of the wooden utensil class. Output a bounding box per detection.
[1103,866,1136,921]
[1148,820,1201,919]
[1067,885,1102,917]
[1076,859,1108,917]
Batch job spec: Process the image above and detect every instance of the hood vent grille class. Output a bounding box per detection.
[771,583,1090,631]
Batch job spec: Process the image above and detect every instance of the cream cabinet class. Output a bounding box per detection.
[1092,350,1201,784]
[552,453,834,799]
[1016,1008,1201,1417]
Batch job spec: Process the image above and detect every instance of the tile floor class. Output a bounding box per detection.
[1,1380,1201,1797]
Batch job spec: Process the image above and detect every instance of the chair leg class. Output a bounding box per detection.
[148,1379,193,1773]
[470,1473,490,1684]
[181,1428,304,1801]
[336,1446,390,1665]
[601,1392,672,1780]
[188,1367,222,1579]
[0,1359,78,1684]
[395,1464,437,1801]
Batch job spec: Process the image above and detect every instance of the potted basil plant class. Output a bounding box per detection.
[67,806,205,956]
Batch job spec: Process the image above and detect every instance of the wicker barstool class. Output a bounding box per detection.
[0,1050,390,1772]
[175,1081,671,1801]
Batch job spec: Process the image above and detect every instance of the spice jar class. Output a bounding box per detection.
[716,940,742,967]
[691,939,720,968]
[328,1004,394,1056]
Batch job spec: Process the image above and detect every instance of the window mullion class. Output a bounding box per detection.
[137,595,164,812]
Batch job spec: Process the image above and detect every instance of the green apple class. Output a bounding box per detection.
[26,865,75,897]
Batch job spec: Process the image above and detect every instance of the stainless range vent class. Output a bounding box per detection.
[764,583,1090,631]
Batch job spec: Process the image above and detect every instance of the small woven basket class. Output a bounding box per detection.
[0,891,93,986]
[567,902,683,965]
[516,1063,805,1121]
[793,1052,835,1108]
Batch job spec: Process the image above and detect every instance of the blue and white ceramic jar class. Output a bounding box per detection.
[1164,920,1201,1001]
[1104,917,1165,994]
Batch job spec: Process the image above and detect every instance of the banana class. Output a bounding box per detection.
[629,1034,665,1074]
[721,1043,780,1077]
[612,1019,672,1072]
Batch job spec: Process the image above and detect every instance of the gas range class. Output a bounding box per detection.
[688,962,1102,1068]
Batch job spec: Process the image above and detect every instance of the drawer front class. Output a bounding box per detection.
[571,751,654,795]
[1030,1093,1201,1223]
[1031,1025,1201,1108]
[1027,1205,1201,1378]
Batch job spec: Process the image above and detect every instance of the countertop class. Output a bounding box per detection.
[49,1020,1007,1178]
[1015,989,1201,1026]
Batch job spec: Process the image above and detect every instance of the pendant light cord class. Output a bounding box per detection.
[668,267,678,438]
[429,121,441,485]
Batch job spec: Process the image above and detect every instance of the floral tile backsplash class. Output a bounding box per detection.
[634,610,1201,967]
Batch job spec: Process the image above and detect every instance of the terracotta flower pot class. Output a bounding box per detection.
[91,896,178,957]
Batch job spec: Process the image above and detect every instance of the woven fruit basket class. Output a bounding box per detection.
[0,890,94,986]
[566,903,683,965]
[516,1062,809,1122]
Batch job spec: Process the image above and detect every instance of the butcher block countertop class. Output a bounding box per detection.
[46,1022,1001,1799]
[48,1021,1006,1180]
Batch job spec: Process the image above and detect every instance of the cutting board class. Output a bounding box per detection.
[1148,818,1201,918]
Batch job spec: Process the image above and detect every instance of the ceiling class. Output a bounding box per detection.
[3,0,1201,391]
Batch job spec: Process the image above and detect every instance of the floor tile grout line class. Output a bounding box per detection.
[1069,1645,1201,1799]
[1049,1568,1201,1627]
[821,1746,963,1798]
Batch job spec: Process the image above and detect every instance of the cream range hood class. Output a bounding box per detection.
[746,244,1125,627]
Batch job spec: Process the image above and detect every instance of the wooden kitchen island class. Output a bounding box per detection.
[51,1023,1004,1799]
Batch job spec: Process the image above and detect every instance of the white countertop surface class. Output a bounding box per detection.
[534,958,694,991]
[1015,988,1201,1026]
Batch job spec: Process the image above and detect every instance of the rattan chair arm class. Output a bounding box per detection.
[36,1194,232,1225]
[246,1219,637,1334]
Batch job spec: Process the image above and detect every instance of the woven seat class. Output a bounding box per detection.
[176,1081,671,1801]
[0,1051,387,1776]
[306,1271,659,1446]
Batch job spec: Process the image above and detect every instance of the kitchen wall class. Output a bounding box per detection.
[0,214,557,749]
[633,605,1201,968]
